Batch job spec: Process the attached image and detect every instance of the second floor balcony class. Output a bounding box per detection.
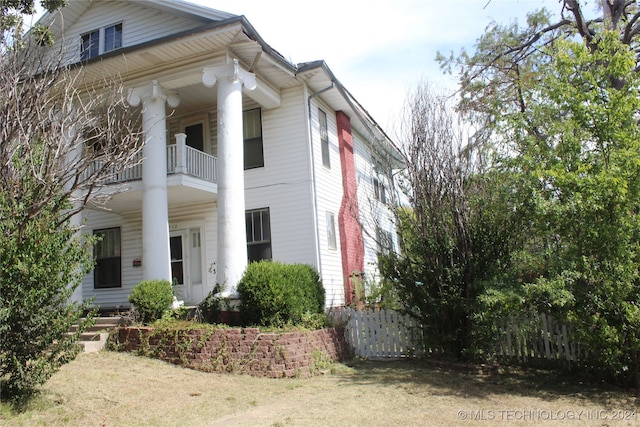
[93,139,217,185]
[87,138,218,213]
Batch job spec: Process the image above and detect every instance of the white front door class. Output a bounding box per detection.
[170,228,204,304]
[187,228,204,303]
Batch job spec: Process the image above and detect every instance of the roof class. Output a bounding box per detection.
[36,0,403,166]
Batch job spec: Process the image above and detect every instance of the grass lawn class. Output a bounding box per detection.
[1,351,638,426]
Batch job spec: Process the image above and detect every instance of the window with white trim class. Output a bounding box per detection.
[94,227,121,288]
[372,156,388,204]
[319,109,330,168]
[243,109,264,169]
[81,23,122,60]
[373,177,387,204]
[326,212,337,250]
[246,208,272,262]
[376,226,394,255]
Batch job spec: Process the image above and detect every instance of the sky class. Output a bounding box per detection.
[189,0,562,136]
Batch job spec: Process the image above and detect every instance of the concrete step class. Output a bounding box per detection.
[70,316,122,353]
[79,332,110,353]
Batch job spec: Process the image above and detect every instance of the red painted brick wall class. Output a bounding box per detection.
[116,327,350,378]
[336,111,364,305]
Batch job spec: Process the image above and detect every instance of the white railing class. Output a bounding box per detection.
[167,137,217,183]
[86,151,143,184]
[87,140,217,185]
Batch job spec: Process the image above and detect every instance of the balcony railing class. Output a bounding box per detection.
[88,139,217,185]
[167,140,217,183]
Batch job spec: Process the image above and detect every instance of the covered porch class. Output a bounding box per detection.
[76,18,286,306]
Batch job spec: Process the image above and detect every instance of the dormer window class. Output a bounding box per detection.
[104,23,122,52]
[81,23,122,60]
[81,30,99,60]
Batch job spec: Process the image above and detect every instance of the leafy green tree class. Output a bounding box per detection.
[503,34,640,387]
[0,1,141,402]
[438,0,640,388]
[1,0,66,46]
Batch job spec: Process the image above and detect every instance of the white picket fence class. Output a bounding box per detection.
[328,307,424,359]
[328,308,582,364]
[497,313,583,364]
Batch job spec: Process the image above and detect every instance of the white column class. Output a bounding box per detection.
[203,59,256,295]
[128,81,180,282]
[66,123,84,304]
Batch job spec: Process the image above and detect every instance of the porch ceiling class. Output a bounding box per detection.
[90,180,217,214]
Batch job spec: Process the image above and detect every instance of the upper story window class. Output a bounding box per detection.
[81,23,122,61]
[243,109,264,169]
[373,177,387,204]
[376,226,394,255]
[372,157,388,204]
[319,109,330,168]
[81,30,99,60]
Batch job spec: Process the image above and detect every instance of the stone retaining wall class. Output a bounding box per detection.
[115,326,350,378]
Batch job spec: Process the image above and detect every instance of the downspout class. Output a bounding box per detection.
[306,82,335,280]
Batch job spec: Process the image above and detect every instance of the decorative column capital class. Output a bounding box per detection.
[203,58,256,91]
[127,80,180,108]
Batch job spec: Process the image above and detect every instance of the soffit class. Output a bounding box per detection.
[78,20,299,105]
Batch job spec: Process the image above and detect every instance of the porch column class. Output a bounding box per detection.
[203,59,256,295]
[128,81,180,282]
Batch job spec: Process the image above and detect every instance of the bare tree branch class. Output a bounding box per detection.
[0,39,143,240]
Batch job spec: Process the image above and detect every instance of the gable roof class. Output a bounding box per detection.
[36,0,402,166]
[38,0,235,31]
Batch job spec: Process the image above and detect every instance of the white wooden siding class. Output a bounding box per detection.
[61,1,208,63]
[353,130,398,289]
[80,209,143,308]
[82,203,218,308]
[245,87,318,268]
[309,98,345,307]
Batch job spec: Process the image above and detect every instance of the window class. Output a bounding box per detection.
[373,177,387,204]
[94,228,121,288]
[81,23,122,60]
[104,23,122,53]
[372,157,388,204]
[319,109,330,168]
[246,208,272,262]
[184,123,204,152]
[170,235,184,286]
[243,109,264,169]
[81,30,99,60]
[376,227,394,255]
[326,212,337,250]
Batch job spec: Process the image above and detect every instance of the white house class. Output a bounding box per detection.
[38,0,402,309]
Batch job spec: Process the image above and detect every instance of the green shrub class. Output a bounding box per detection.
[237,261,325,327]
[128,280,173,324]
[197,285,223,324]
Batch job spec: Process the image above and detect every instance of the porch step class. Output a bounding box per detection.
[70,316,123,353]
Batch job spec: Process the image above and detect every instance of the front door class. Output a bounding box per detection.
[170,228,204,304]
